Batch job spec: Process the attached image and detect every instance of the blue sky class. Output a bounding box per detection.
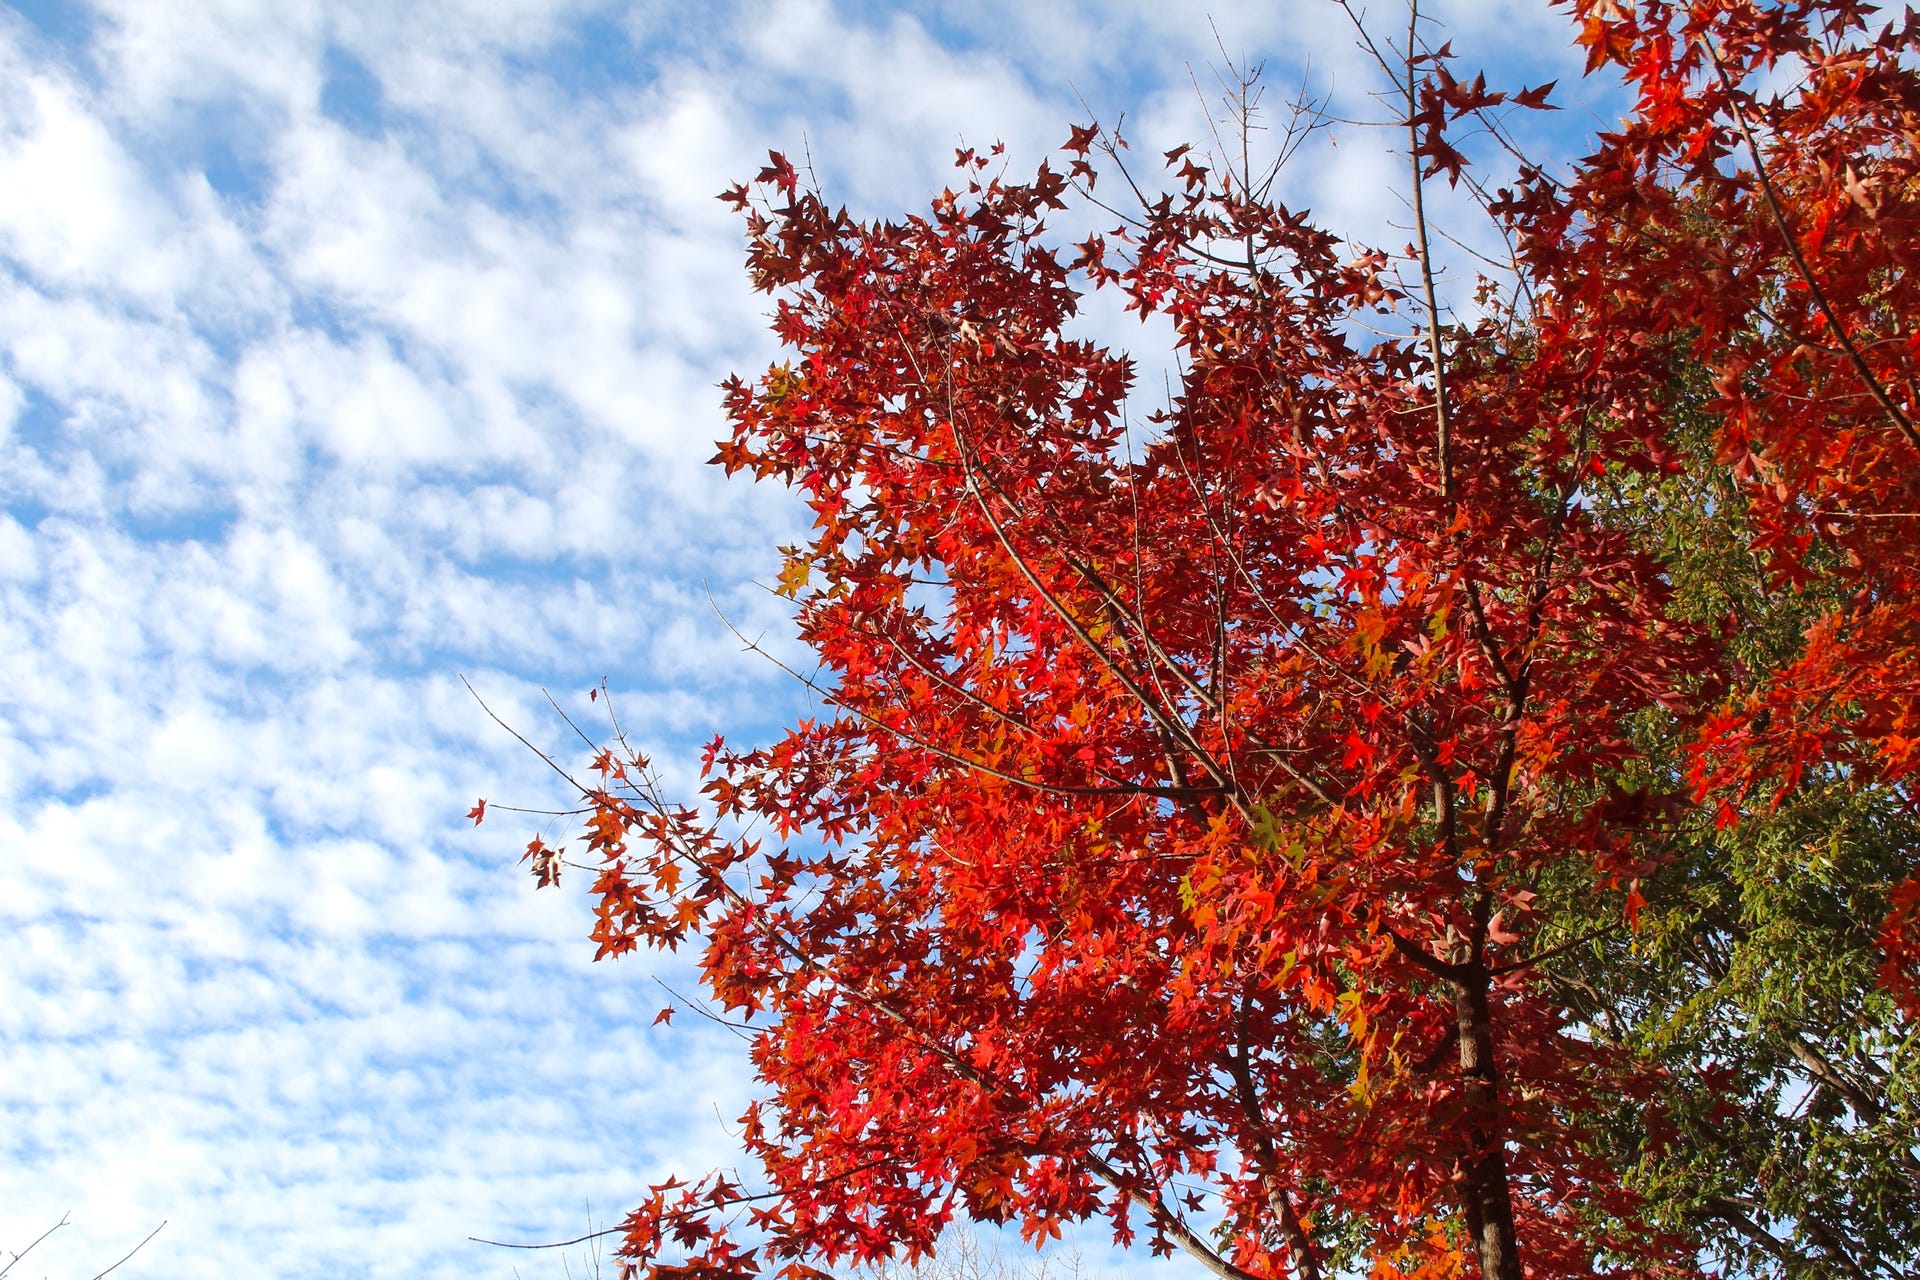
[0,2,1617,1277]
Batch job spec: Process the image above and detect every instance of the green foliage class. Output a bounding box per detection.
[1540,782,1920,1278]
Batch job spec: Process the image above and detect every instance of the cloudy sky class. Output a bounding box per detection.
[0,2,1615,1277]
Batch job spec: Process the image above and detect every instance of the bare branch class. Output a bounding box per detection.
[87,1221,166,1280]
[0,1214,69,1280]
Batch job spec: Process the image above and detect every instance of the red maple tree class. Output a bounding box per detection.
[1549,0,1920,1015]
[486,2,1920,1276]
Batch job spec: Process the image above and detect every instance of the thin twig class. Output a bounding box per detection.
[462,675,593,797]
[0,1214,69,1280]
[88,1221,165,1280]
[1489,923,1618,977]
[473,1227,627,1251]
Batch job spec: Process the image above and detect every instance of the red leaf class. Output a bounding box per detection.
[1513,80,1558,110]
[756,151,798,195]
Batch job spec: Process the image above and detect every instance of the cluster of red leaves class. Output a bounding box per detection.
[1554,0,1920,1008]
[499,3,1920,1278]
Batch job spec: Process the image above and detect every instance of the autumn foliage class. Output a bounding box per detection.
[1562,0,1920,1018]
[484,2,1920,1277]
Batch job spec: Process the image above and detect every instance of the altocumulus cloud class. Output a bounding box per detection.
[0,2,1605,1276]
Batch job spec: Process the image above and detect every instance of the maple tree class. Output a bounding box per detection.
[480,2,1920,1277]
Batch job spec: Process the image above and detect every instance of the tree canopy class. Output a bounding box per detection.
[486,2,1920,1276]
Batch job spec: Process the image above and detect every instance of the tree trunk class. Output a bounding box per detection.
[1455,968,1523,1280]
